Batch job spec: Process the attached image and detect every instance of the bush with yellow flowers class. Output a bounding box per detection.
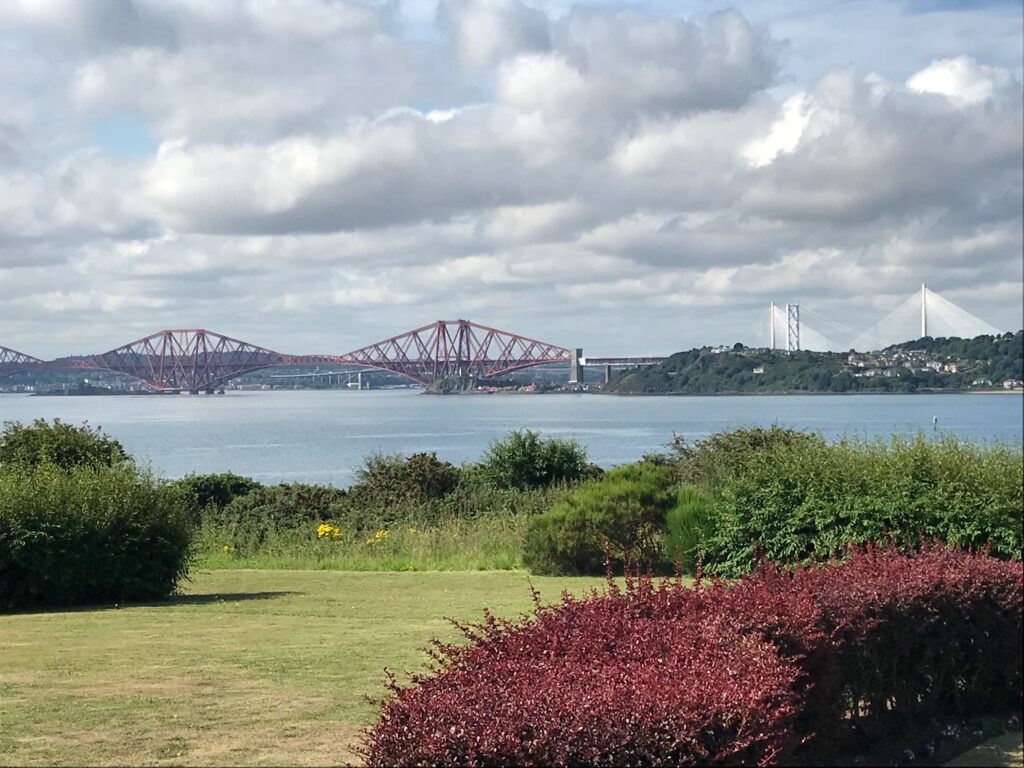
[316,523,342,541]
[365,528,390,545]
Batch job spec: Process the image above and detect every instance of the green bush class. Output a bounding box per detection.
[665,426,824,487]
[171,472,262,525]
[663,485,716,574]
[212,483,346,542]
[700,435,1024,576]
[477,430,594,490]
[0,463,191,611]
[347,452,460,508]
[0,419,128,470]
[523,463,676,575]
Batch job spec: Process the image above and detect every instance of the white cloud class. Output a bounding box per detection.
[0,0,1020,358]
[907,56,1016,106]
[442,0,550,69]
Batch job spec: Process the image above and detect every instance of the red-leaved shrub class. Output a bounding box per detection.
[363,545,1023,767]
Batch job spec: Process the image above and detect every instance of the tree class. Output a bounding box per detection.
[478,430,591,490]
[0,419,128,470]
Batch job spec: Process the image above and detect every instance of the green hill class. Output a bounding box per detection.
[606,331,1024,395]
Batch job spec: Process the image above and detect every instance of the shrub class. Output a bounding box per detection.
[700,435,1023,575]
[523,463,675,575]
[210,483,348,548]
[212,483,346,546]
[0,463,192,611]
[720,544,1024,761]
[171,472,262,525]
[0,418,128,470]
[477,430,592,490]
[666,426,824,487]
[348,452,460,508]
[364,577,802,767]
[363,545,1023,767]
[663,485,715,575]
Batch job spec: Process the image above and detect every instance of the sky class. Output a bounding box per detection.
[0,0,1021,359]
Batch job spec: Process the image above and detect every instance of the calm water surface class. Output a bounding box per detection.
[1,391,1020,486]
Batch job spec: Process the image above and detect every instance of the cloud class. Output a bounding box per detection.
[739,66,1023,226]
[0,0,1020,359]
[906,55,1017,105]
[442,0,550,69]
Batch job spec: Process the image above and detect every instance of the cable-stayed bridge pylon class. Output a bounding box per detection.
[769,285,1004,353]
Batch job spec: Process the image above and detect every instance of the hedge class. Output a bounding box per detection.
[699,435,1023,575]
[0,463,192,611]
[363,545,1023,767]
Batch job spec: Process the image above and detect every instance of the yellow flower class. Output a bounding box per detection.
[407,527,417,534]
[222,544,235,553]
[317,523,342,541]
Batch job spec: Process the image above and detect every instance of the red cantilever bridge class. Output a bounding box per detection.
[0,320,636,393]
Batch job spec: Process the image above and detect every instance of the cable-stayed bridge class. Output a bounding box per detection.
[0,285,1011,392]
[768,285,1004,353]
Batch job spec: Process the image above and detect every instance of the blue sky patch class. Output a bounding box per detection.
[88,114,158,156]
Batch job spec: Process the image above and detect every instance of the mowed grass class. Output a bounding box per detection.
[2,569,1017,768]
[946,733,1023,767]
[0,569,612,767]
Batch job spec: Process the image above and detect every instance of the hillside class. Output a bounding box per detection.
[606,332,1024,395]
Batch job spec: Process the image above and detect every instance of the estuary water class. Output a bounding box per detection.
[0,390,1020,486]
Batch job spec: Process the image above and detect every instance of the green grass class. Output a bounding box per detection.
[1,568,1016,767]
[0,569,612,767]
[194,515,529,572]
[946,732,1023,767]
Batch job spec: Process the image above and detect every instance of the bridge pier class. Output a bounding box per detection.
[569,348,584,384]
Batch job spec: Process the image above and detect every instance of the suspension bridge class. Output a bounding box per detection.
[0,286,1010,393]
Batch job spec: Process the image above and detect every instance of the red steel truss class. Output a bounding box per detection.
[0,346,45,379]
[330,319,571,385]
[1,321,573,390]
[82,330,288,392]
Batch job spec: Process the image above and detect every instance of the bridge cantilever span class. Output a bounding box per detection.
[0,346,46,380]
[76,329,289,392]
[330,319,572,386]
[1,321,575,391]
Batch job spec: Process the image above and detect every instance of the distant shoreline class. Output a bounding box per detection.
[2,387,1021,398]
[430,388,1024,397]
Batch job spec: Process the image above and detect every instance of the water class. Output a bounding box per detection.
[1,391,1020,486]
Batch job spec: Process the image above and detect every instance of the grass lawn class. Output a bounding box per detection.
[0,569,610,767]
[946,732,1023,767]
[2,569,1018,768]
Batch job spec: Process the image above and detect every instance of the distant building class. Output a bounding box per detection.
[1003,379,1023,390]
[752,366,765,375]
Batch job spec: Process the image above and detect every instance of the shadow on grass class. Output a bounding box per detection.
[166,591,302,606]
[4,591,302,616]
